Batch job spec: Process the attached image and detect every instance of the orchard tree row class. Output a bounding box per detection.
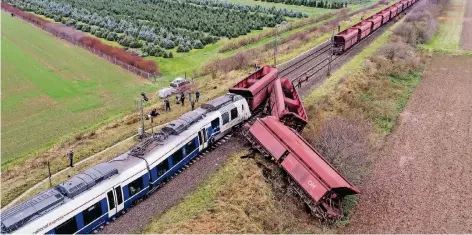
[6,0,306,57]
[256,0,371,9]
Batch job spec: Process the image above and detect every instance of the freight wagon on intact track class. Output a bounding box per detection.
[333,0,420,54]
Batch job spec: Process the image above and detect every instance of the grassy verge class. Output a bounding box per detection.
[425,0,466,51]
[143,151,324,233]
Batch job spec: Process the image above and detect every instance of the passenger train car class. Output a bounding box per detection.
[1,94,251,234]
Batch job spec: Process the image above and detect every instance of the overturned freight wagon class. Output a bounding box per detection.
[244,117,359,220]
[268,78,307,132]
[229,65,279,111]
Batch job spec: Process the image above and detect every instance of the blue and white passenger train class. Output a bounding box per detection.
[1,94,251,234]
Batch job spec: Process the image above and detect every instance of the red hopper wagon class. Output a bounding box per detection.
[377,10,391,24]
[229,65,279,111]
[365,14,383,31]
[395,2,404,14]
[389,5,399,18]
[333,28,359,54]
[268,78,307,132]
[244,117,360,220]
[352,21,373,40]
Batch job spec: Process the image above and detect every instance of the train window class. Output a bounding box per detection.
[230,108,238,120]
[128,177,143,197]
[107,191,115,210]
[115,187,123,205]
[55,217,78,234]
[185,139,197,155]
[157,158,169,176]
[172,149,184,164]
[222,112,229,125]
[83,202,103,225]
[211,118,220,129]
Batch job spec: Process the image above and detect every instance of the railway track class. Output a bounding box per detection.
[100,5,416,234]
[277,13,408,96]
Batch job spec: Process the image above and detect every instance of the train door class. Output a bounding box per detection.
[198,128,208,150]
[107,186,124,217]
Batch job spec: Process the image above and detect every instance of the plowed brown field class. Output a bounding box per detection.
[344,55,472,233]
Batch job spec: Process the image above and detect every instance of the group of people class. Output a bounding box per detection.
[164,90,200,112]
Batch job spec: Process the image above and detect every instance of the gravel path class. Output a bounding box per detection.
[460,0,472,50]
[344,55,472,233]
[100,136,247,234]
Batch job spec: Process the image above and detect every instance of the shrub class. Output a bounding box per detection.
[312,117,371,186]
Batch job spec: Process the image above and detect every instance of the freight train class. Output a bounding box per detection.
[1,0,421,230]
[333,0,419,54]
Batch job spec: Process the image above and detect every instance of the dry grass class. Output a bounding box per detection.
[144,151,326,234]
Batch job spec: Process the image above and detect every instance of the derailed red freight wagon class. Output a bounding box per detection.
[244,116,360,220]
[229,65,278,111]
[268,78,307,132]
[352,21,373,40]
[333,28,359,54]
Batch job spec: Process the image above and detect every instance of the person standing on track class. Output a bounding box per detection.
[67,150,74,167]
[297,77,302,88]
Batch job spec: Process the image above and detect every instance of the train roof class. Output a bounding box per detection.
[1,93,246,233]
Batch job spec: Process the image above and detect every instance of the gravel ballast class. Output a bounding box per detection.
[100,137,247,234]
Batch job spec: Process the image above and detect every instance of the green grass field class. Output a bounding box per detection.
[426,0,465,50]
[1,12,155,166]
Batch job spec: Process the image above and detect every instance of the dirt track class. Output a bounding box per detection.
[460,0,472,50]
[344,55,472,233]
